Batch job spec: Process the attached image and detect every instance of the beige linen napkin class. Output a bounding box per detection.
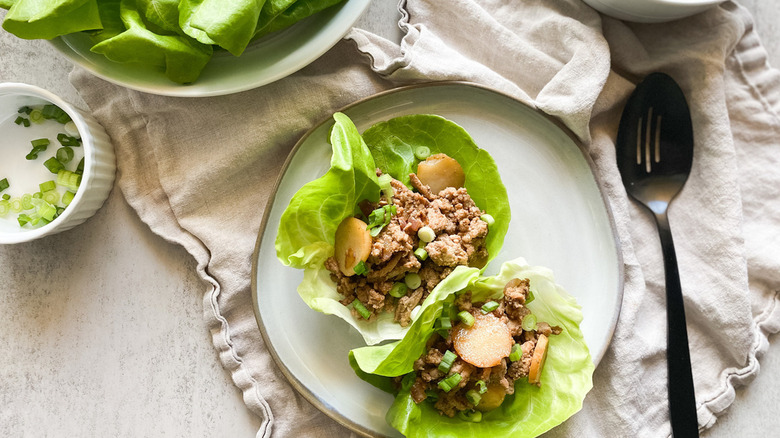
[70,0,779,437]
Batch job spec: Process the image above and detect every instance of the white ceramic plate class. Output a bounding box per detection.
[48,0,370,97]
[252,82,623,437]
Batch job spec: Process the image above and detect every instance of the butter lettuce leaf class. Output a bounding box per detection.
[350,258,594,437]
[3,0,102,39]
[179,0,267,56]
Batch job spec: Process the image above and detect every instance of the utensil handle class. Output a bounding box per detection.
[656,213,699,438]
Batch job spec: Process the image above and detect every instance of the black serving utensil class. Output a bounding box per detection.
[616,72,699,437]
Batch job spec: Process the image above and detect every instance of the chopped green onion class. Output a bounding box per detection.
[437,373,462,392]
[480,213,495,226]
[55,207,65,217]
[62,191,75,206]
[22,118,30,127]
[526,290,535,304]
[425,390,439,402]
[414,146,431,160]
[14,116,27,125]
[2,194,9,201]
[0,178,8,192]
[377,173,392,188]
[32,192,42,199]
[404,272,422,289]
[351,300,371,320]
[388,282,409,298]
[457,409,482,423]
[29,109,44,124]
[367,204,397,237]
[457,311,475,327]
[414,247,428,261]
[18,105,33,114]
[417,226,435,243]
[438,350,457,373]
[475,380,488,394]
[75,157,85,175]
[42,190,59,205]
[0,200,9,216]
[56,147,74,164]
[437,316,452,331]
[9,198,22,213]
[521,313,537,332]
[353,260,368,276]
[42,104,66,121]
[39,180,56,192]
[17,213,31,227]
[31,138,50,148]
[64,121,80,138]
[57,170,81,191]
[57,133,80,147]
[32,198,56,221]
[44,157,65,174]
[21,193,33,210]
[465,389,482,406]
[509,343,523,362]
[481,301,499,313]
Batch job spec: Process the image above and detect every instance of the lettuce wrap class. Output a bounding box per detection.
[275,113,510,345]
[350,258,594,437]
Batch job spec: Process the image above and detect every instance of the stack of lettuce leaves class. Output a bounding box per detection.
[275,112,511,345]
[350,258,595,437]
[0,0,346,84]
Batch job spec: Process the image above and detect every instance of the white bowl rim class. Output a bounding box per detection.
[0,82,96,244]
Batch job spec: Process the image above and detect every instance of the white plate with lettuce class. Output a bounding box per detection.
[252,82,623,436]
[18,0,372,97]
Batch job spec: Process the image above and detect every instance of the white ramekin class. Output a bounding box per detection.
[582,0,724,23]
[0,82,116,244]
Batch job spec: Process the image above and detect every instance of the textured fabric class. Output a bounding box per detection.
[69,1,780,437]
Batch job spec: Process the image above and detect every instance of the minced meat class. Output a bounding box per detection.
[325,170,489,325]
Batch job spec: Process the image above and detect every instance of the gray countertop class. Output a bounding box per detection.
[1,1,777,436]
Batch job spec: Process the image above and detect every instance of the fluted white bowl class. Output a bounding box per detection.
[0,82,116,244]
[582,0,724,23]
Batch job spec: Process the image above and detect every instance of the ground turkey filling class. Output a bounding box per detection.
[404,279,562,417]
[324,172,489,326]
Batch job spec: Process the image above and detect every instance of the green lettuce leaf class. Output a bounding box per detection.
[362,114,510,268]
[179,0,267,56]
[90,0,213,84]
[3,0,102,39]
[351,258,594,437]
[276,113,510,345]
[253,0,344,40]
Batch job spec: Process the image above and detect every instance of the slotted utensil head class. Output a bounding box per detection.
[616,72,694,213]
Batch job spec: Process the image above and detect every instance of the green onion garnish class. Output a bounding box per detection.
[14,116,26,125]
[32,198,56,221]
[21,193,33,210]
[57,133,80,147]
[417,225,435,243]
[9,198,22,213]
[18,105,32,114]
[414,146,431,160]
[438,350,457,373]
[480,214,495,226]
[17,213,31,227]
[404,272,422,289]
[75,157,85,175]
[56,147,74,164]
[465,389,482,406]
[521,313,537,332]
[475,380,488,394]
[457,311,475,327]
[437,373,462,392]
[425,390,439,402]
[481,301,499,313]
[526,289,535,304]
[388,282,409,298]
[1,194,9,201]
[32,192,42,199]
[0,178,9,192]
[414,247,428,261]
[29,109,44,124]
[509,343,523,362]
[39,180,56,192]
[57,170,81,191]
[31,138,50,148]
[437,316,452,332]
[44,157,65,174]
[0,200,9,216]
[353,260,368,276]
[457,409,482,423]
[43,190,59,205]
[352,300,371,320]
[62,191,75,206]
[367,204,397,237]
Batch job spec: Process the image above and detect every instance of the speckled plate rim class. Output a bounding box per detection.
[251,81,625,437]
[47,0,371,97]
